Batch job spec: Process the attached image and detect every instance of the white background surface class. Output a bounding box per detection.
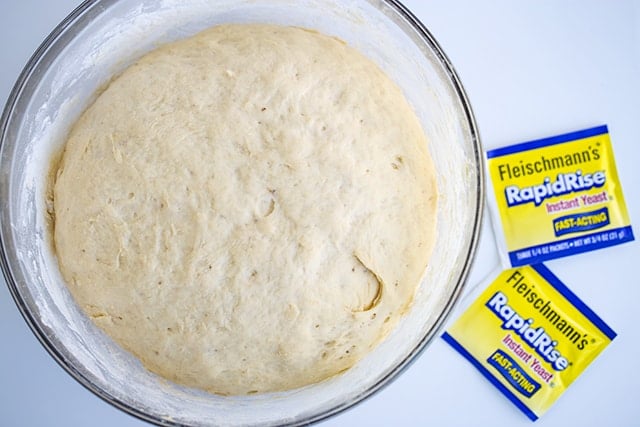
[1,1,638,426]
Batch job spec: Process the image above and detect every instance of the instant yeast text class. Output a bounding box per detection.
[443,265,616,421]
[486,125,634,267]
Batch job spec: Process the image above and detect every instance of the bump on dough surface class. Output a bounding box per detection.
[53,24,437,395]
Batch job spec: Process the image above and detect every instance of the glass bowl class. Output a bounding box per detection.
[0,0,483,425]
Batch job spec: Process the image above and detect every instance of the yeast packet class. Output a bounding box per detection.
[442,264,615,421]
[485,125,634,267]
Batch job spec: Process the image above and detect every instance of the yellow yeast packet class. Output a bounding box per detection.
[442,264,616,421]
[486,125,634,267]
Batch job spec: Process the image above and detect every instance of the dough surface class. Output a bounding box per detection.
[53,24,437,395]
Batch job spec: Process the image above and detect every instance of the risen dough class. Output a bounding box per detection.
[53,24,437,395]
